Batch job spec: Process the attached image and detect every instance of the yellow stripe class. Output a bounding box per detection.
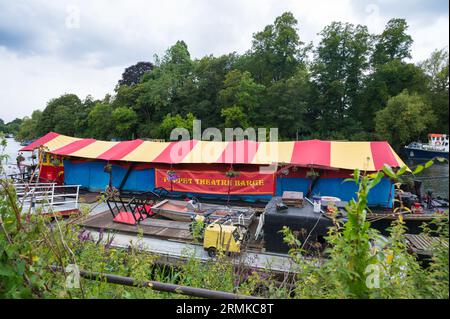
[45,135,80,152]
[69,141,119,159]
[252,142,295,165]
[121,141,170,162]
[181,141,229,163]
[330,142,376,171]
[389,145,410,171]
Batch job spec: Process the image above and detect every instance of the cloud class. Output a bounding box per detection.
[0,0,448,122]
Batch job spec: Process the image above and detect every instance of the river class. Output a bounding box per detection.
[1,137,36,176]
[1,137,448,198]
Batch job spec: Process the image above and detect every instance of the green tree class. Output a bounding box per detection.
[243,12,307,85]
[419,48,449,133]
[112,107,138,140]
[159,113,196,139]
[218,70,265,128]
[16,110,42,142]
[361,61,429,131]
[262,68,312,138]
[37,94,82,136]
[371,18,413,67]
[312,22,372,137]
[375,90,436,149]
[132,41,194,137]
[87,102,114,140]
[1,118,23,136]
[221,106,249,128]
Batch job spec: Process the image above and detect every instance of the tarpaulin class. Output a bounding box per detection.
[21,132,408,171]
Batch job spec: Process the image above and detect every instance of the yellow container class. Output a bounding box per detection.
[203,223,241,257]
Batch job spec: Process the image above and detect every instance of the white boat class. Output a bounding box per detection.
[405,134,449,160]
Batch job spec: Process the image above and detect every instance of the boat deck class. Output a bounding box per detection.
[81,210,193,241]
[77,208,294,274]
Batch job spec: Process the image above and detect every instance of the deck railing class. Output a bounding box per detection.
[13,182,81,214]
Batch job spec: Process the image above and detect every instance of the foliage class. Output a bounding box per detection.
[281,164,449,299]
[371,18,413,67]
[419,48,449,133]
[117,61,154,87]
[12,12,449,145]
[375,90,436,149]
[87,102,114,140]
[16,111,42,142]
[111,107,138,140]
[159,113,196,138]
[0,118,22,136]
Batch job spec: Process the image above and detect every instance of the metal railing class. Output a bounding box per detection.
[49,265,258,299]
[13,182,81,214]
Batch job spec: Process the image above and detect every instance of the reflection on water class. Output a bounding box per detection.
[406,159,449,199]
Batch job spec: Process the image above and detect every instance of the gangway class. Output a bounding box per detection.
[13,182,81,216]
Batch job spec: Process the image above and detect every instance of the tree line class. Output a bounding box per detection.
[10,12,449,150]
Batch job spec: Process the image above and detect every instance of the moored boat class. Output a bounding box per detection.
[405,133,449,160]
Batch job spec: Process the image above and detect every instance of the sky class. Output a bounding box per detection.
[0,0,448,122]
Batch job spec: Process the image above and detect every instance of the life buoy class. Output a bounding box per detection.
[435,141,442,146]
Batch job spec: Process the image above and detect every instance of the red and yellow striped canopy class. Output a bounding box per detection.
[21,132,406,171]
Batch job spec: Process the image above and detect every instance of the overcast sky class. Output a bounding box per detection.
[0,0,448,122]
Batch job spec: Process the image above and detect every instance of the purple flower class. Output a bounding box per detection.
[77,229,91,242]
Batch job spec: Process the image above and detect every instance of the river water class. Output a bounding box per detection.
[1,137,448,198]
[1,138,36,176]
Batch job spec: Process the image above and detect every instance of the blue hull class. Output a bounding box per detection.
[404,147,449,160]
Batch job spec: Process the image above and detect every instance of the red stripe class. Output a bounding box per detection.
[51,139,96,155]
[152,140,197,164]
[218,140,260,164]
[290,140,331,167]
[97,139,144,161]
[370,142,400,170]
[20,132,60,151]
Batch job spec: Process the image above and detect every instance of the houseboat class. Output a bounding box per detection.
[405,133,449,161]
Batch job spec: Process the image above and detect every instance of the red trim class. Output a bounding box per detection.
[20,132,60,152]
[153,140,198,164]
[370,142,400,170]
[51,139,96,155]
[290,140,331,167]
[97,139,144,161]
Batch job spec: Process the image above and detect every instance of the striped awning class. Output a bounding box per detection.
[21,132,407,171]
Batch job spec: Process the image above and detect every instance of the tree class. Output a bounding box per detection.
[221,106,249,128]
[16,110,42,142]
[375,90,436,150]
[134,41,194,129]
[183,54,236,128]
[419,48,449,133]
[361,60,429,131]
[112,107,138,140]
[0,118,23,136]
[371,18,413,67]
[311,22,372,136]
[117,62,154,87]
[73,95,98,137]
[262,68,312,139]
[245,12,307,84]
[159,113,196,139]
[37,94,82,136]
[218,70,265,128]
[87,102,114,140]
